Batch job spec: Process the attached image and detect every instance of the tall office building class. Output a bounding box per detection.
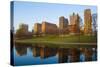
[69,13,80,34]
[84,9,92,35]
[59,16,68,34]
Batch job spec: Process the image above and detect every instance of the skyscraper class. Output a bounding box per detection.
[69,13,80,34]
[84,9,92,35]
[59,16,68,29]
[59,16,68,34]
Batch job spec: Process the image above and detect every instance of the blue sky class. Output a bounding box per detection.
[13,1,97,32]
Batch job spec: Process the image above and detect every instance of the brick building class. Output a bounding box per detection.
[34,23,42,35]
[42,21,58,34]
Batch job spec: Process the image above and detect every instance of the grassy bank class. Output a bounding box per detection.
[15,35,97,48]
[15,35,97,44]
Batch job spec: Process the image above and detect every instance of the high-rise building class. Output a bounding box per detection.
[59,16,69,34]
[69,13,80,34]
[84,9,92,35]
[59,16,68,29]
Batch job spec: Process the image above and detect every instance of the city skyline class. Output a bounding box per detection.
[13,1,97,32]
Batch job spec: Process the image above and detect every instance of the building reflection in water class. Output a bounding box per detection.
[80,48,97,61]
[40,47,57,59]
[82,48,93,61]
[57,48,68,63]
[31,46,40,57]
[14,43,97,64]
[68,48,80,62]
[30,44,57,59]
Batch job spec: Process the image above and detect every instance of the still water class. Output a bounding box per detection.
[12,43,97,66]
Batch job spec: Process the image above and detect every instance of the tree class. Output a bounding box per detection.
[15,28,26,39]
[79,17,83,29]
[79,17,84,34]
[92,13,97,32]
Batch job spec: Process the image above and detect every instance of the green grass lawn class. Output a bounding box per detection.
[15,35,97,44]
[15,35,97,48]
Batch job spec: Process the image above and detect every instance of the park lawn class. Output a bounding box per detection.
[15,35,97,44]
